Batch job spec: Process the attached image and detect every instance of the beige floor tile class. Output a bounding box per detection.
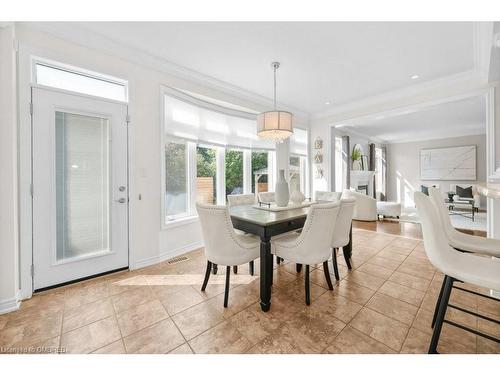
[378,280,425,306]
[349,307,409,351]
[396,263,435,281]
[356,263,394,280]
[171,299,225,340]
[189,320,253,354]
[92,339,126,354]
[345,270,386,290]
[64,282,109,309]
[367,256,403,271]
[63,298,114,333]
[284,308,346,352]
[251,323,307,354]
[400,327,430,354]
[211,284,260,318]
[61,316,121,354]
[275,277,328,304]
[116,299,168,337]
[389,237,420,250]
[123,318,185,354]
[388,271,431,292]
[376,249,408,263]
[111,286,155,313]
[309,292,363,324]
[168,343,194,354]
[0,313,63,348]
[160,286,206,315]
[366,293,418,326]
[335,279,375,305]
[324,326,396,354]
[229,308,282,345]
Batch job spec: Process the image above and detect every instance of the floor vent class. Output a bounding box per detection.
[167,256,189,265]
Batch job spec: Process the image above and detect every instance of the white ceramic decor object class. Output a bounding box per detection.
[275,169,290,207]
[290,177,305,204]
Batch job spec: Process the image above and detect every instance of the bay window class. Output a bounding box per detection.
[162,86,309,226]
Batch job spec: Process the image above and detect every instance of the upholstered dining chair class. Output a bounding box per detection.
[428,187,500,258]
[414,192,500,353]
[227,193,255,207]
[258,191,275,204]
[271,202,341,305]
[196,202,260,307]
[330,198,355,280]
[315,191,342,202]
[341,189,377,221]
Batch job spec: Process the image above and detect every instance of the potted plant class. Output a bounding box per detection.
[351,148,362,170]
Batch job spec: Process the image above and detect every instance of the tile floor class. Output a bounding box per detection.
[1,228,498,354]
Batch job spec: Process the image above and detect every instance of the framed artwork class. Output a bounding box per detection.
[420,145,476,181]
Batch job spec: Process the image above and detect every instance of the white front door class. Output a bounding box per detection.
[32,87,129,290]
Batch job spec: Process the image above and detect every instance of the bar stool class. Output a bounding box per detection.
[414,192,500,353]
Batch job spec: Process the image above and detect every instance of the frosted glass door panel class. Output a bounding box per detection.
[55,112,110,261]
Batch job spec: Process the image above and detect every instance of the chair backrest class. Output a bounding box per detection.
[428,187,456,238]
[331,198,355,248]
[196,202,251,265]
[293,202,341,264]
[258,191,275,203]
[414,191,461,276]
[227,193,255,207]
[315,191,342,202]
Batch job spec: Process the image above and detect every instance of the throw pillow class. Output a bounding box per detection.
[456,185,473,198]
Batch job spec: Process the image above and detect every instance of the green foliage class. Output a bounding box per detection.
[197,147,216,177]
[351,147,362,161]
[251,152,268,192]
[165,142,186,193]
[225,150,243,195]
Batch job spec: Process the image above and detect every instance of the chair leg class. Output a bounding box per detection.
[277,256,282,264]
[431,277,446,328]
[332,248,340,280]
[249,261,254,276]
[296,263,302,273]
[212,263,218,275]
[428,275,454,354]
[323,261,334,290]
[224,266,231,308]
[233,265,238,274]
[305,265,311,305]
[201,261,212,291]
[342,247,352,269]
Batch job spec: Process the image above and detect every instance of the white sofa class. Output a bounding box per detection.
[342,189,377,221]
[376,201,402,219]
[315,191,342,202]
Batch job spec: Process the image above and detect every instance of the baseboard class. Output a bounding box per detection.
[130,241,204,270]
[0,295,20,315]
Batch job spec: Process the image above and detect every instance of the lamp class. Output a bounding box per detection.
[257,62,293,141]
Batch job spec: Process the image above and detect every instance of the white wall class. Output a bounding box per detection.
[0,24,20,313]
[386,134,487,208]
[12,24,309,301]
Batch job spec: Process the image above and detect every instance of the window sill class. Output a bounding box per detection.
[162,215,199,230]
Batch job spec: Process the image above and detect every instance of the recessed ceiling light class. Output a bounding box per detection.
[325,101,331,105]
[410,75,419,80]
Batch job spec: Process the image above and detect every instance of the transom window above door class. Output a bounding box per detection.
[33,59,128,102]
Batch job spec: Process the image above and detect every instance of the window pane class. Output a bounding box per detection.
[165,141,188,219]
[289,156,302,194]
[252,151,268,193]
[55,112,109,261]
[36,63,127,102]
[196,146,217,204]
[225,149,243,198]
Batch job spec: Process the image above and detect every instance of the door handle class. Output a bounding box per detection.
[115,197,127,203]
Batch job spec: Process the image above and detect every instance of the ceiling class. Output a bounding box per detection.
[31,22,476,115]
[338,95,486,143]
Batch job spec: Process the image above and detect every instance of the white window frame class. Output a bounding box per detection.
[32,56,129,103]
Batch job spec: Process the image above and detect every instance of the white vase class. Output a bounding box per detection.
[290,177,305,204]
[352,160,362,171]
[275,169,290,207]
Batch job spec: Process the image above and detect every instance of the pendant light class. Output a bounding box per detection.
[257,62,293,141]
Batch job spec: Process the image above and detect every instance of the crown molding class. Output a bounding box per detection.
[382,127,486,145]
[19,22,311,122]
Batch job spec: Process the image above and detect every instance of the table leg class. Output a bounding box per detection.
[259,236,272,312]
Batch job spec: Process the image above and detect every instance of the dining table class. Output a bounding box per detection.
[229,203,353,312]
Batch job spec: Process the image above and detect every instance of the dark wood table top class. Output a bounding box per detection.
[228,205,309,227]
